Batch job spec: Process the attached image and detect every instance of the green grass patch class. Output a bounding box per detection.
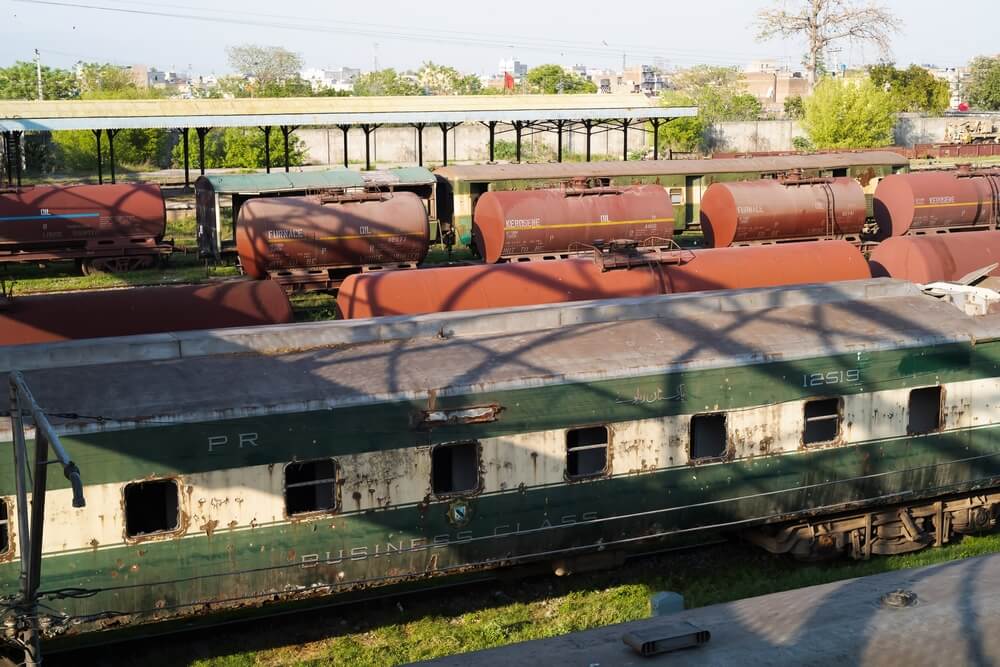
[70,532,1000,667]
[2,252,240,296]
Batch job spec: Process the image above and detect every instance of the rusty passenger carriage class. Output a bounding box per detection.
[3,276,1000,662]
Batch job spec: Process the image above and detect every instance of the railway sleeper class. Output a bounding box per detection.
[743,491,1000,561]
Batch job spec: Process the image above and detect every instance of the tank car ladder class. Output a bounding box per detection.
[5,372,86,666]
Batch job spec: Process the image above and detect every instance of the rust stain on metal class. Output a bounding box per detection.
[200,519,219,537]
[699,178,866,247]
[337,242,869,318]
[873,170,1000,238]
[870,230,1000,283]
[473,185,674,263]
[236,192,430,279]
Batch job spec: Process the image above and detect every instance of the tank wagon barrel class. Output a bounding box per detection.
[873,170,1000,239]
[472,185,674,262]
[336,240,870,318]
[868,230,1000,284]
[235,191,430,290]
[699,177,866,248]
[0,280,293,346]
[0,183,170,271]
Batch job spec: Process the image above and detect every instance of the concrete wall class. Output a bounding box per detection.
[293,112,1000,166]
[709,113,1000,153]
[296,122,650,167]
[706,120,805,153]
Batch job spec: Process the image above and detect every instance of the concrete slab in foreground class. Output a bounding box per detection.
[414,552,1000,667]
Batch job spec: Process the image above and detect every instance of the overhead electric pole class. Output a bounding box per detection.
[34,49,43,100]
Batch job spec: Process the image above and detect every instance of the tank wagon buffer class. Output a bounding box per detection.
[8,277,1000,663]
[0,183,172,273]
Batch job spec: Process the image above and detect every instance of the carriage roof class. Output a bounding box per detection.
[7,279,991,436]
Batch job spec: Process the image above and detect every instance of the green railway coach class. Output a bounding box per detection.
[434,152,908,247]
[1,276,996,661]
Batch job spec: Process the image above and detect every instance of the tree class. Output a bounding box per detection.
[665,66,763,122]
[868,63,950,114]
[352,69,421,96]
[0,61,78,100]
[966,56,1000,111]
[170,127,306,169]
[756,0,902,87]
[658,117,706,153]
[226,45,304,95]
[802,78,896,148]
[784,95,806,119]
[416,62,482,95]
[50,129,172,172]
[525,64,597,94]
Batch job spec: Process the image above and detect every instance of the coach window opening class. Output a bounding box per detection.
[0,499,9,555]
[690,413,728,462]
[803,397,843,445]
[124,479,180,538]
[431,441,480,497]
[566,426,609,480]
[285,459,339,516]
[908,386,944,435]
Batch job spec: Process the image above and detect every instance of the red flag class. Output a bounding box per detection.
[504,72,514,91]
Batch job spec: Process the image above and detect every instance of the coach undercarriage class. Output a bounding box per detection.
[745,488,1000,560]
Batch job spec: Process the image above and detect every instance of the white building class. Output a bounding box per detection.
[300,67,359,93]
[498,58,528,78]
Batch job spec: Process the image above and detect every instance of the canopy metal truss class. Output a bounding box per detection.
[0,96,695,188]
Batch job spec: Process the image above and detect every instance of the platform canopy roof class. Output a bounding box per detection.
[0,95,697,132]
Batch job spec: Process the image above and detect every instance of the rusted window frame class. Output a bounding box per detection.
[688,412,729,463]
[283,458,341,519]
[122,477,183,542]
[802,396,843,446]
[0,497,10,557]
[564,424,611,482]
[907,385,945,435]
[430,440,483,499]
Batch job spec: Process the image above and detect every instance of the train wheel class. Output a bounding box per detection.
[82,255,157,275]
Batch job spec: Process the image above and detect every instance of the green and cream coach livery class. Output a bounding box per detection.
[1,276,999,655]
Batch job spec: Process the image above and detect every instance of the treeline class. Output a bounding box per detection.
[656,58,1000,153]
[0,46,600,174]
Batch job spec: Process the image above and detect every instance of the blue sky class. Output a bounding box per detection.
[2,0,995,76]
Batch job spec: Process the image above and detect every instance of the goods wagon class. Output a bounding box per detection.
[0,183,171,273]
[872,169,1000,239]
[4,277,1000,663]
[236,192,430,291]
[335,240,870,318]
[0,281,293,346]
[699,177,867,247]
[196,167,438,262]
[435,152,907,249]
[471,185,674,262]
[869,230,1000,284]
